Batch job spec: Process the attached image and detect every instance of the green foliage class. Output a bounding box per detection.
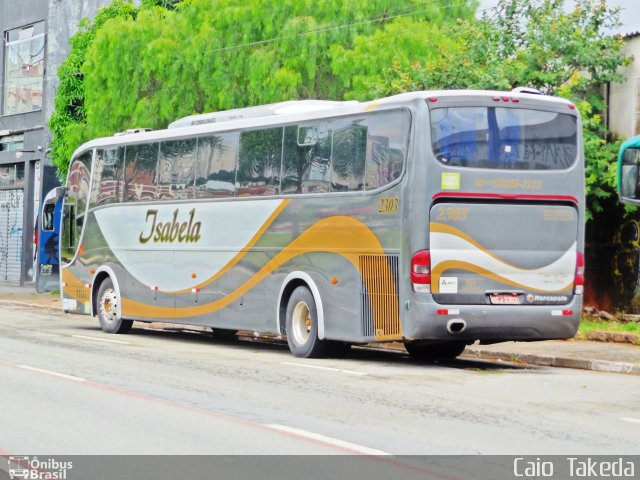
[359,0,630,220]
[48,0,138,180]
[50,0,477,178]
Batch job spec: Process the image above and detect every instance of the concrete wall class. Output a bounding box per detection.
[0,0,49,284]
[609,35,640,140]
[1,0,125,285]
[44,0,126,124]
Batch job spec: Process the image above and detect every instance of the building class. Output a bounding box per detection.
[607,32,640,140]
[0,0,116,289]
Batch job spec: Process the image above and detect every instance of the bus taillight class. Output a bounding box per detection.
[411,250,431,293]
[574,252,585,295]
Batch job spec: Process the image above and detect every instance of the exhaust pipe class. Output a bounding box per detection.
[447,319,467,334]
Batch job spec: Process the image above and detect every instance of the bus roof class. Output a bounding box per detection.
[70,89,575,158]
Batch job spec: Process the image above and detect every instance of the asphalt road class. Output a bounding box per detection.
[0,304,638,456]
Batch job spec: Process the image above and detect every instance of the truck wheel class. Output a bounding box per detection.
[97,278,132,334]
[285,286,327,358]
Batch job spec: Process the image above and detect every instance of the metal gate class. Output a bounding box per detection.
[0,189,24,281]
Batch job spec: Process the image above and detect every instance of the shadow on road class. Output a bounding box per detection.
[114,323,537,374]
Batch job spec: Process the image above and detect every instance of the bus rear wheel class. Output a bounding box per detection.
[96,278,132,334]
[405,341,466,361]
[285,286,327,358]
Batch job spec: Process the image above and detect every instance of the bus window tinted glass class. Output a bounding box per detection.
[195,133,238,198]
[62,151,92,264]
[90,148,124,208]
[430,107,577,170]
[620,147,640,199]
[237,128,282,196]
[332,118,366,191]
[159,139,196,200]
[282,121,331,194]
[365,111,409,190]
[124,143,158,202]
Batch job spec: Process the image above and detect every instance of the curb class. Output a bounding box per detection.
[463,349,640,375]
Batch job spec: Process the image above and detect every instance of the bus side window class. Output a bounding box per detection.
[90,148,124,208]
[331,118,366,192]
[42,203,55,231]
[195,133,238,199]
[61,203,75,264]
[237,127,283,197]
[159,138,197,200]
[365,111,409,190]
[282,122,331,195]
[61,150,92,264]
[125,143,159,202]
[621,147,640,199]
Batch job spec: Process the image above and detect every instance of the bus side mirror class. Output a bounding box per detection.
[619,147,640,205]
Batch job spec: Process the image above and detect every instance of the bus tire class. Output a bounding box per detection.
[96,278,132,334]
[405,341,466,361]
[285,286,327,358]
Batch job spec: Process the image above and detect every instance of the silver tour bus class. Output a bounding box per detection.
[60,90,585,359]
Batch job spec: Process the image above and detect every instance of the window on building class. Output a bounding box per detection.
[0,134,24,151]
[0,163,25,187]
[3,22,45,115]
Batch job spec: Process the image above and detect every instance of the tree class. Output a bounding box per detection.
[352,0,629,220]
[48,0,138,180]
[49,0,477,179]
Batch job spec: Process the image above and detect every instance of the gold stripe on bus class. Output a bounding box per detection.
[431,260,574,294]
[121,216,402,340]
[172,198,290,294]
[430,222,540,272]
[61,268,91,305]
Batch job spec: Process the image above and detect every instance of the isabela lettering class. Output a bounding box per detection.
[139,208,201,244]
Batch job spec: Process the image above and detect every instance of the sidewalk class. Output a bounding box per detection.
[1,282,638,375]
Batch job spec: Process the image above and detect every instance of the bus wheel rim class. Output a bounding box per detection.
[291,301,311,346]
[100,288,119,323]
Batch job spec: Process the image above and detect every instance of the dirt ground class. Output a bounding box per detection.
[0,292,61,309]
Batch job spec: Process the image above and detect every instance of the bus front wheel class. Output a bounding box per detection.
[96,278,132,334]
[285,286,327,358]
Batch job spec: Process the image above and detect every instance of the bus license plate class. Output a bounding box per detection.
[489,293,520,305]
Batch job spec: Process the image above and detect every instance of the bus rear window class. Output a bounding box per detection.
[430,107,577,170]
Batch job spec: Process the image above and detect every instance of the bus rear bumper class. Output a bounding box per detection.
[404,296,582,343]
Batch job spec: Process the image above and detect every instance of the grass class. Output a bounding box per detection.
[579,318,640,336]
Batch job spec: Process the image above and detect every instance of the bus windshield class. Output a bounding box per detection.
[430,106,577,170]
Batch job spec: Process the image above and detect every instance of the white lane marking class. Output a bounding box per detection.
[72,334,130,345]
[620,417,640,424]
[266,424,390,456]
[282,361,368,376]
[17,365,86,383]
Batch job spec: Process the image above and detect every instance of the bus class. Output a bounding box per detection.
[618,135,640,203]
[60,90,585,359]
[37,186,64,291]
